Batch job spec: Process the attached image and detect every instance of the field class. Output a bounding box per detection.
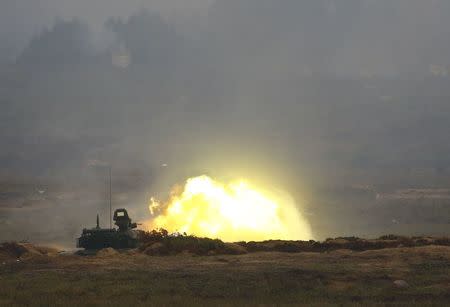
[1,242,449,306]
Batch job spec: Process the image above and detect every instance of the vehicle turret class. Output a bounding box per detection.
[77,208,138,250]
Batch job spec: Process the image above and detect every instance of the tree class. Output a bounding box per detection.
[16,18,91,69]
[105,10,178,69]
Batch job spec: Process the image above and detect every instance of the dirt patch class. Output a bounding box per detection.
[96,248,119,257]
[0,242,58,260]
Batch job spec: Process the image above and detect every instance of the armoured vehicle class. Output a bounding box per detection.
[77,208,138,249]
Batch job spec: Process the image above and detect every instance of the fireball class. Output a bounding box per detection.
[147,175,312,242]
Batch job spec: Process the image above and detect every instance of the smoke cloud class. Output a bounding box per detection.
[1,0,450,245]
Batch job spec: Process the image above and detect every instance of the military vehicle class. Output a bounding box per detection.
[77,208,138,249]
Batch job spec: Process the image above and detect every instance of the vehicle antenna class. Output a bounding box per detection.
[109,165,112,230]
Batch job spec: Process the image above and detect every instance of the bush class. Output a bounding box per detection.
[378,234,407,240]
[137,229,236,256]
[137,229,169,245]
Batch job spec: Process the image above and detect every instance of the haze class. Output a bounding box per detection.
[1,0,449,246]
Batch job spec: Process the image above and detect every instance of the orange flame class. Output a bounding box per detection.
[146,175,312,242]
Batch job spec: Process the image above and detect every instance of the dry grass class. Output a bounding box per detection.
[0,242,449,306]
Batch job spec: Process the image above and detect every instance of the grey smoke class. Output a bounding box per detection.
[1,0,450,244]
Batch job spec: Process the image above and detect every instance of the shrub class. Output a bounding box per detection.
[137,229,232,256]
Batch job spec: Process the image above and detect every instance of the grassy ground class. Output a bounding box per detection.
[0,246,449,306]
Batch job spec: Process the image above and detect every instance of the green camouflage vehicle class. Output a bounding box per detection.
[77,208,138,249]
